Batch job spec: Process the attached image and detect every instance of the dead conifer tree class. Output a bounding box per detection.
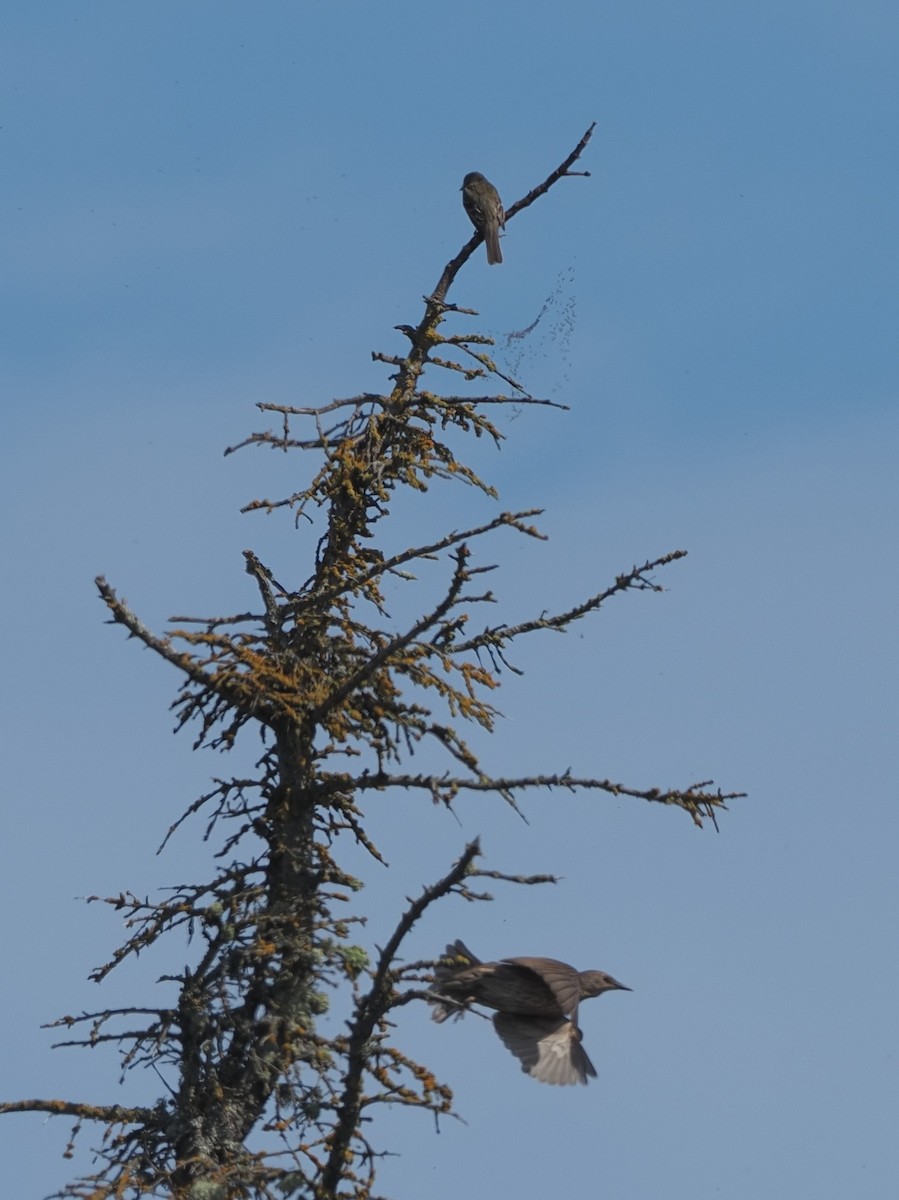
[1,124,742,1200]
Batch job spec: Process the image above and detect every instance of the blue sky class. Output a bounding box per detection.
[2,3,898,1197]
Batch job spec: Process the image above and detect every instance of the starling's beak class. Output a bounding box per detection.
[611,978,632,992]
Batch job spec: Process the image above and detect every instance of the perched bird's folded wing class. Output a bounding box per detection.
[501,956,582,1021]
[493,1013,597,1086]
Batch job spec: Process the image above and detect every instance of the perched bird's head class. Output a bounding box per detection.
[578,970,631,1000]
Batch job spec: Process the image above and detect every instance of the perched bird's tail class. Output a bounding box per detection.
[485,227,502,266]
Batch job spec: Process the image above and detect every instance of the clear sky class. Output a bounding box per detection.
[3,3,898,1197]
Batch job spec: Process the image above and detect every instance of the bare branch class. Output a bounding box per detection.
[320,839,481,1195]
[455,551,688,654]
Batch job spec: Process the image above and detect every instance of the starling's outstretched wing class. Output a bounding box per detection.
[493,1013,597,1086]
[501,956,582,1021]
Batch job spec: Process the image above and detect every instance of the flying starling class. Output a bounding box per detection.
[430,939,630,1086]
[461,172,505,265]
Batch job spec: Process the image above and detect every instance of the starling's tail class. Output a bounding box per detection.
[429,940,481,1023]
[444,939,480,967]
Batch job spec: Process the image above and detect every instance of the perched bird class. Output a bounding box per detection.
[430,939,630,1086]
[461,171,505,265]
